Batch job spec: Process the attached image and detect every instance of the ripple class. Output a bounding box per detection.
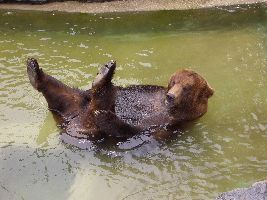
[139,62,152,68]
[40,37,51,41]
[78,43,88,49]
[67,58,81,63]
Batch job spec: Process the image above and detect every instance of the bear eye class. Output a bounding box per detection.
[183,85,192,91]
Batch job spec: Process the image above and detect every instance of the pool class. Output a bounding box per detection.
[0,4,267,199]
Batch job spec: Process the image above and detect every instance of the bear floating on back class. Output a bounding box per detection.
[27,58,213,142]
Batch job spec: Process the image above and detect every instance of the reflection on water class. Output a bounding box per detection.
[0,4,267,200]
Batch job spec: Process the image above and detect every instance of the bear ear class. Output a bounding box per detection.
[206,84,214,98]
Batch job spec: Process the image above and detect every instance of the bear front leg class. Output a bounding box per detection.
[27,58,86,118]
[92,60,116,89]
[89,60,117,112]
[94,110,141,138]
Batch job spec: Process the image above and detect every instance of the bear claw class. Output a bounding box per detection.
[27,58,40,72]
[94,110,108,116]
[94,110,100,115]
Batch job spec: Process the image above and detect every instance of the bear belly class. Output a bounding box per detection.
[115,85,168,126]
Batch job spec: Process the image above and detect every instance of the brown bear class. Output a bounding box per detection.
[27,58,213,141]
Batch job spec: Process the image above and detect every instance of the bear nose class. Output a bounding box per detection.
[166,93,175,102]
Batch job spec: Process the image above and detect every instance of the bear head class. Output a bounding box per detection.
[166,69,214,122]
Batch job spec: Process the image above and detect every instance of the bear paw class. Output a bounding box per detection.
[92,60,116,88]
[27,58,41,89]
[94,110,113,126]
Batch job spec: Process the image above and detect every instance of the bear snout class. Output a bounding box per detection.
[166,93,175,103]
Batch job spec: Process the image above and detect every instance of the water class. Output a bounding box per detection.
[0,4,267,199]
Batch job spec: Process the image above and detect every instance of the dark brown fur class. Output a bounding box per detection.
[27,58,214,141]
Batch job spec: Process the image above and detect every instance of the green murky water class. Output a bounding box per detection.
[0,4,267,200]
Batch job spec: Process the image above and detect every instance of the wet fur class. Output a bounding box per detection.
[27,58,213,141]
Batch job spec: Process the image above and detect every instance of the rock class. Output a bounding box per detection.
[216,180,267,200]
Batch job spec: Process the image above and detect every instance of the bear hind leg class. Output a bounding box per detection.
[27,58,86,118]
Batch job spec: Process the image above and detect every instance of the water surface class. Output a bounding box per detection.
[0,4,267,200]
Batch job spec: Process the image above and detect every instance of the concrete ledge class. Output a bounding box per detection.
[0,0,267,13]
